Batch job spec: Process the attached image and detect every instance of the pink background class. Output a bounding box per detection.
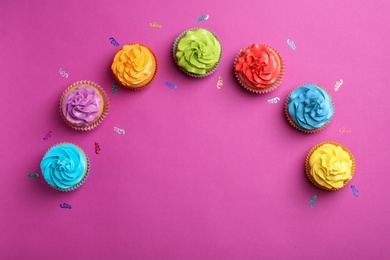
[1,0,390,259]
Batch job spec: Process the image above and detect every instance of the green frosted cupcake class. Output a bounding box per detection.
[173,28,222,78]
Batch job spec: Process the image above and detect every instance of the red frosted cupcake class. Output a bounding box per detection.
[234,44,284,94]
[60,80,109,131]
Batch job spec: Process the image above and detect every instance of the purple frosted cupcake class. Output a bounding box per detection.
[60,80,109,131]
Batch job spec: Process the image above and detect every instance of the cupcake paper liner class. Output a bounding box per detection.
[305,142,355,191]
[42,142,91,192]
[172,28,222,78]
[284,84,334,133]
[234,44,284,94]
[60,80,110,131]
[112,43,158,90]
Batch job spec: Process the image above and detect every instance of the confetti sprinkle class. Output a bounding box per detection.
[267,97,280,104]
[334,79,343,91]
[149,22,162,28]
[59,68,68,78]
[216,76,223,89]
[114,127,125,134]
[95,142,101,155]
[286,39,296,50]
[109,37,120,47]
[43,130,52,140]
[198,14,209,22]
[165,82,177,89]
[310,195,317,208]
[27,173,40,179]
[351,185,359,197]
[112,85,118,95]
[60,203,72,209]
[339,127,352,133]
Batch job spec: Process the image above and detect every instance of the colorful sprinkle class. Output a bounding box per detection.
[27,173,40,179]
[149,22,162,28]
[114,127,125,134]
[43,130,52,140]
[109,37,120,47]
[310,195,317,208]
[95,142,101,155]
[165,82,177,89]
[334,79,343,91]
[112,85,118,95]
[351,185,359,197]
[216,76,223,89]
[59,68,68,78]
[339,127,352,133]
[287,39,296,50]
[198,14,209,22]
[267,97,280,104]
[60,203,72,209]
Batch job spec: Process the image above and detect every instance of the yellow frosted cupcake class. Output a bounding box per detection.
[111,43,158,90]
[305,142,355,191]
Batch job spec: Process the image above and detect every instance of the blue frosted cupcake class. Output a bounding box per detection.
[40,143,90,192]
[285,84,334,133]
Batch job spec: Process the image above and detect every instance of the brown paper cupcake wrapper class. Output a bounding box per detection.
[112,43,158,90]
[172,28,222,78]
[60,80,110,131]
[234,44,284,94]
[42,142,90,192]
[284,84,334,133]
[305,142,355,191]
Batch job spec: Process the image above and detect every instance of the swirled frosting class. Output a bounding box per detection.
[62,85,103,126]
[288,84,334,130]
[40,143,87,189]
[175,28,221,75]
[308,143,353,189]
[235,44,281,88]
[111,44,156,88]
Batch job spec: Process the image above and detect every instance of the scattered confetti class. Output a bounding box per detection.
[351,185,359,197]
[216,76,223,89]
[198,14,209,22]
[310,195,317,208]
[27,173,40,179]
[149,22,162,28]
[60,203,72,209]
[112,85,118,95]
[59,68,68,78]
[114,127,125,134]
[267,97,280,104]
[95,142,101,155]
[286,39,296,50]
[43,130,52,140]
[334,79,343,91]
[165,82,177,89]
[339,127,352,133]
[109,37,120,47]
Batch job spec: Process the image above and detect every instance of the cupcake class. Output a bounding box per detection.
[306,142,355,191]
[285,84,334,133]
[111,43,158,89]
[234,44,284,94]
[40,143,90,192]
[173,28,222,77]
[60,80,109,131]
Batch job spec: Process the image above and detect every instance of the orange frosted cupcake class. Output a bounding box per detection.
[60,80,109,131]
[306,142,355,191]
[111,43,158,90]
[234,44,284,94]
